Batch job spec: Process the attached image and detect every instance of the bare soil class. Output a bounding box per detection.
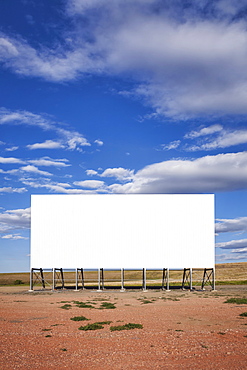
[0,286,246,369]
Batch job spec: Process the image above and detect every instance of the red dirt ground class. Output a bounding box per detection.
[0,286,246,369]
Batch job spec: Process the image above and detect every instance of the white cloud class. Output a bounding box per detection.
[100,167,134,181]
[107,151,247,193]
[216,251,247,262]
[0,108,90,150]
[20,165,53,177]
[185,128,247,151]
[216,238,247,249]
[0,156,25,164]
[1,234,28,240]
[21,178,96,194]
[0,207,31,231]
[74,180,105,189]
[29,157,70,167]
[201,130,247,150]
[5,146,19,152]
[161,140,180,151]
[27,140,64,150]
[94,139,104,146]
[215,217,247,233]
[2,2,247,117]
[0,187,27,193]
[86,169,98,176]
[185,125,223,139]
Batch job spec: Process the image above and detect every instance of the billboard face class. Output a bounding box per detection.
[30,194,215,269]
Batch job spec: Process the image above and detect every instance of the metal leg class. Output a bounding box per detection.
[60,268,64,289]
[120,268,125,292]
[81,268,84,289]
[190,268,193,291]
[97,268,102,291]
[166,268,170,291]
[29,268,33,291]
[212,268,216,291]
[162,268,166,290]
[142,268,147,291]
[52,268,55,290]
[101,268,104,290]
[40,268,45,289]
[75,268,78,290]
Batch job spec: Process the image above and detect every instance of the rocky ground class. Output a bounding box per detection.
[0,285,246,369]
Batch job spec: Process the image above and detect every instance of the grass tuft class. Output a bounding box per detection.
[141,300,153,304]
[70,316,89,321]
[110,323,143,331]
[78,323,104,331]
[224,298,247,304]
[95,321,112,325]
[73,301,94,309]
[60,304,72,310]
[99,302,116,309]
[13,279,24,285]
[239,312,247,317]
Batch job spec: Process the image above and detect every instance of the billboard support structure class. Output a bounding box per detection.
[162,268,170,291]
[29,267,216,291]
[182,268,193,290]
[201,268,215,290]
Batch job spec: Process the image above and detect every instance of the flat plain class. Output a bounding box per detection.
[0,289,246,368]
[0,263,246,369]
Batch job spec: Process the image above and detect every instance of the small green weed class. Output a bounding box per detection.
[79,323,104,331]
[42,328,52,331]
[73,301,94,309]
[175,329,184,332]
[240,312,247,317]
[61,348,67,351]
[99,302,116,309]
[45,334,52,337]
[13,279,24,285]
[141,300,153,304]
[110,323,143,331]
[60,304,72,310]
[95,321,112,325]
[70,316,89,321]
[218,332,226,335]
[224,298,247,304]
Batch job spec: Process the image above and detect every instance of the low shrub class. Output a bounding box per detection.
[110,323,143,331]
[240,312,247,317]
[70,316,89,321]
[79,323,104,331]
[224,298,247,304]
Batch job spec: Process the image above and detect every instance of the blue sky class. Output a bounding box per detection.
[0,0,247,272]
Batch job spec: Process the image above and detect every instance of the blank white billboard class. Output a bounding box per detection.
[30,194,215,269]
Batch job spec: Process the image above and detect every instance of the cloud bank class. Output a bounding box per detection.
[1,1,247,117]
